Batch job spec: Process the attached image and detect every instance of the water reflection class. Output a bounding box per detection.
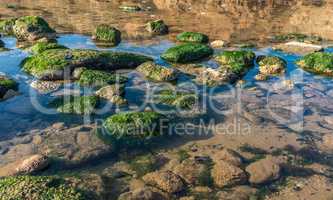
[0,0,332,43]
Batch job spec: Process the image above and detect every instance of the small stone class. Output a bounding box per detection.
[52,122,65,130]
[255,74,268,81]
[273,41,323,55]
[142,171,185,194]
[210,40,225,48]
[15,154,49,175]
[118,187,167,200]
[146,19,168,35]
[245,156,281,184]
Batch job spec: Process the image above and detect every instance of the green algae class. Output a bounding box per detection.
[30,42,68,54]
[215,50,255,74]
[78,69,127,88]
[176,32,209,43]
[50,95,99,115]
[296,52,333,76]
[161,43,213,63]
[93,24,121,46]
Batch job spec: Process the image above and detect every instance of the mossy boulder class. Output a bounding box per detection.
[30,42,67,54]
[155,89,198,109]
[296,52,333,76]
[215,50,255,74]
[273,33,322,44]
[50,95,99,115]
[161,43,213,63]
[13,16,56,41]
[92,24,121,46]
[257,56,286,75]
[21,49,153,80]
[0,18,17,35]
[0,176,90,200]
[146,20,168,35]
[137,61,178,81]
[78,69,128,88]
[98,111,167,146]
[0,75,18,99]
[176,32,209,43]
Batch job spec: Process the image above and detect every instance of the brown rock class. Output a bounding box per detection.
[216,185,258,200]
[211,160,247,188]
[118,187,168,200]
[143,170,185,194]
[173,158,206,185]
[246,156,281,184]
[211,148,243,166]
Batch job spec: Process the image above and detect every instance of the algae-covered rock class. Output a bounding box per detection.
[99,111,167,146]
[146,20,169,35]
[92,24,121,46]
[161,43,213,63]
[30,42,67,54]
[155,89,198,109]
[176,32,209,43]
[50,95,99,115]
[137,61,178,81]
[0,18,17,35]
[0,75,18,100]
[13,16,56,41]
[215,50,255,73]
[272,33,322,44]
[78,69,127,88]
[0,176,90,200]
[21,49,152,80]
[296,52,333,76]
[257,56,286,75]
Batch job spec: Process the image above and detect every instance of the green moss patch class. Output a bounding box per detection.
[0,75,18,98]
[21,49,152,80]
[49,95,99,115]
[93,24,121,46]
[137,61,178,81]
[273,33,322,44]
[146,20,168,35]
[0,175,88,200]
[30,42,67,54]
[161,43,213,63]
[0,18,17,35]
[176,32,209,43]
[78,69,127,88]
[296,52,333,76]
[155,89,198,109]
[13,16,55,41]
[215,50,255,74]
[100,111,167,146]
[257,56,286,75]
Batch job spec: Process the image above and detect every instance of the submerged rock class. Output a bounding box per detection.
[210,40,225,48]
[137,61,178,81]
[0,176,90,200]
[21,49,152,80]
[172,158,207,185]
[92,24,121,46]
[146,20,168,35]
[30,42,67,54]
[272,33,322,44]
[13,16,56,41]
[296,52,333,76]
[78,69,128,88]
[49,95,99,115]
[0,154,49,177]
[211,160,247,188]
[142,171,185,194]
[196,67,239,86]
[155,89,198,109]
[99,111,167,146]
[256,56,286,78]
[161,43,213,63]
[216,186,258,200]
[0,75,18,100]
[245,156,281,184]
[176,32,209,43]
[0,18,17,35]
[273,41,323,55]
[118,187,168,200]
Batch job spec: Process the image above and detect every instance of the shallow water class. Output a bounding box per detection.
[1,33,333,140]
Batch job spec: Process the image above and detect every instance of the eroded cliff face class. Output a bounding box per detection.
[0,0,331,42]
